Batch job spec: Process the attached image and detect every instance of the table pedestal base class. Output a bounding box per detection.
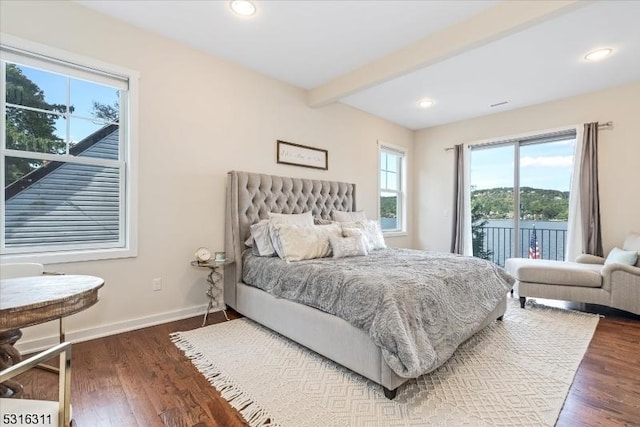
[0,329,23,398]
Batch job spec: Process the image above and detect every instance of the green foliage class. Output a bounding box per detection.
[92,100,119,122]
[4,65,117,187]
[380,196,397,218]
[4,64,67,185]
[471,187,569,221]
[471,204,492,260]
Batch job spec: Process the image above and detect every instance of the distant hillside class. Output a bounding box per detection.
[471,187,569,221]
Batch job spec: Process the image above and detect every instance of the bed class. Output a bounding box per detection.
[223,171,512,399]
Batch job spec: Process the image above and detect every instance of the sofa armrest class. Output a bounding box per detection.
[602,263,640,314]
[576,254,605,265]
[602,263,640,277]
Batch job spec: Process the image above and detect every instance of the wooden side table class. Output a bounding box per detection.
[190,260,229,325]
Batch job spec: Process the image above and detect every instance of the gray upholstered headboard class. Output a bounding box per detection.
[223,170,356,309]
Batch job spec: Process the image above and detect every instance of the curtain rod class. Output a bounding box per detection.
[444,121,614,152]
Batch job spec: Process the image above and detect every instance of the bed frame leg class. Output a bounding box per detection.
[519,296,526,309]
[383,386,398,400]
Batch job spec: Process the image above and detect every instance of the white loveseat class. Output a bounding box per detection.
[505,232,640,315]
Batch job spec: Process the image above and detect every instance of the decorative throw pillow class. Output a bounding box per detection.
[270,223,342,262]
[363,220,386,250]
[268,212,314,257]
[331,210,367,223]
[605,247,639,266]
[342,220,386,251]
[330,235,368,258]
[249,219,275,256]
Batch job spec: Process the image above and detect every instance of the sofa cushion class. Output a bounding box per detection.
[605,247,638,266]
[505,259,603,288]
[622,232,640,267]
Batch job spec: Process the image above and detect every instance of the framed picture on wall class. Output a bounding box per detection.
[277,140,328,170]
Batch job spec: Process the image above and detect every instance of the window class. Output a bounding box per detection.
[379,143,406,233]
[469,130,576,266]
[1,36,138,263]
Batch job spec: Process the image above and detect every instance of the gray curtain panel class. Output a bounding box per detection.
[580,122,603,257]
[450,144,465,254]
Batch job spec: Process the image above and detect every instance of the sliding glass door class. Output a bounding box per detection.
[470,132,576,266]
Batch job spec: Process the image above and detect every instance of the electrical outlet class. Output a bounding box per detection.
[152,277,162,291]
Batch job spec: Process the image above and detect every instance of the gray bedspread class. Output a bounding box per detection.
[242,248,514,378]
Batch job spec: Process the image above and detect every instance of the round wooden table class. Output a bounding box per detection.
[0,274,104,397]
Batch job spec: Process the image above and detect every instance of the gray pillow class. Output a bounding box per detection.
[330,234,368,258]
[314,217,336,225]
[249,219,275,257]
[331,210,367,223]
[268,211,313,226]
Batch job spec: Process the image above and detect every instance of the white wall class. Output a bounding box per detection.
[415,81,640,254]
[0,1,414,350]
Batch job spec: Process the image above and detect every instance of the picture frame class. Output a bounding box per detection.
[277,140,328,170]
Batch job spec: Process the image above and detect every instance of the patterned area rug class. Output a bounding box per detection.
[171,298,598,426]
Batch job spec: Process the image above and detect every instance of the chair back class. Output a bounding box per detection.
[1,263,44,279]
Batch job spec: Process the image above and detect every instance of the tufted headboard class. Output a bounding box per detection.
[223,171,356,309]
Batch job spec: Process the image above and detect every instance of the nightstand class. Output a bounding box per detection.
[190,260,229,325]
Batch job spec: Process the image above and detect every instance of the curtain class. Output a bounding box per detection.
[451,144,465,254]
[566,122,603,260]
[565,126,583,261]
[580,122,604,256]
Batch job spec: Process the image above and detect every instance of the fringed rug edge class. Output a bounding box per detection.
[170,331,281,427]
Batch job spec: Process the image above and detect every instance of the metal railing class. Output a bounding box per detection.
[478,225,567,267]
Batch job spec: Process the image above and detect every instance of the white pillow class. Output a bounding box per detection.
[330,235,368,258]
[270,223,342,262]
[342,220,386,251]
[331,210,367,223]
[268,212,314,257]
[605,247,639,266]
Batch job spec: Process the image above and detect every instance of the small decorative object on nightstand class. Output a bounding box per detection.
[195,246,211,263]
[191,248,229,325]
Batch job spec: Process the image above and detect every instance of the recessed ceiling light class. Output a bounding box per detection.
[417,99,434,109]
[230,0,256,17]
[584,48,612,62]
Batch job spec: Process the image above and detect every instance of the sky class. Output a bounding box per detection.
[11,63,119,145]
[470,139,575,192]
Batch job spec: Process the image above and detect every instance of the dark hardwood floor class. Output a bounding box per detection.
[12,300,640,426]
[553,301,640,427]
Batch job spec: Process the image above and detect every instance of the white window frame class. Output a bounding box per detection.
[378,141,407,236]
[466,125,577,260]
[0,34,139,264]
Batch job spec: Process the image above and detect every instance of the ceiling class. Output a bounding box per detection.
[77,0,640,131]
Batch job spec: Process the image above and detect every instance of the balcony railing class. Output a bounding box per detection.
[478,225,567,267]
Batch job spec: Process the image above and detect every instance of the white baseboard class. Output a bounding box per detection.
[16,304,216,354]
